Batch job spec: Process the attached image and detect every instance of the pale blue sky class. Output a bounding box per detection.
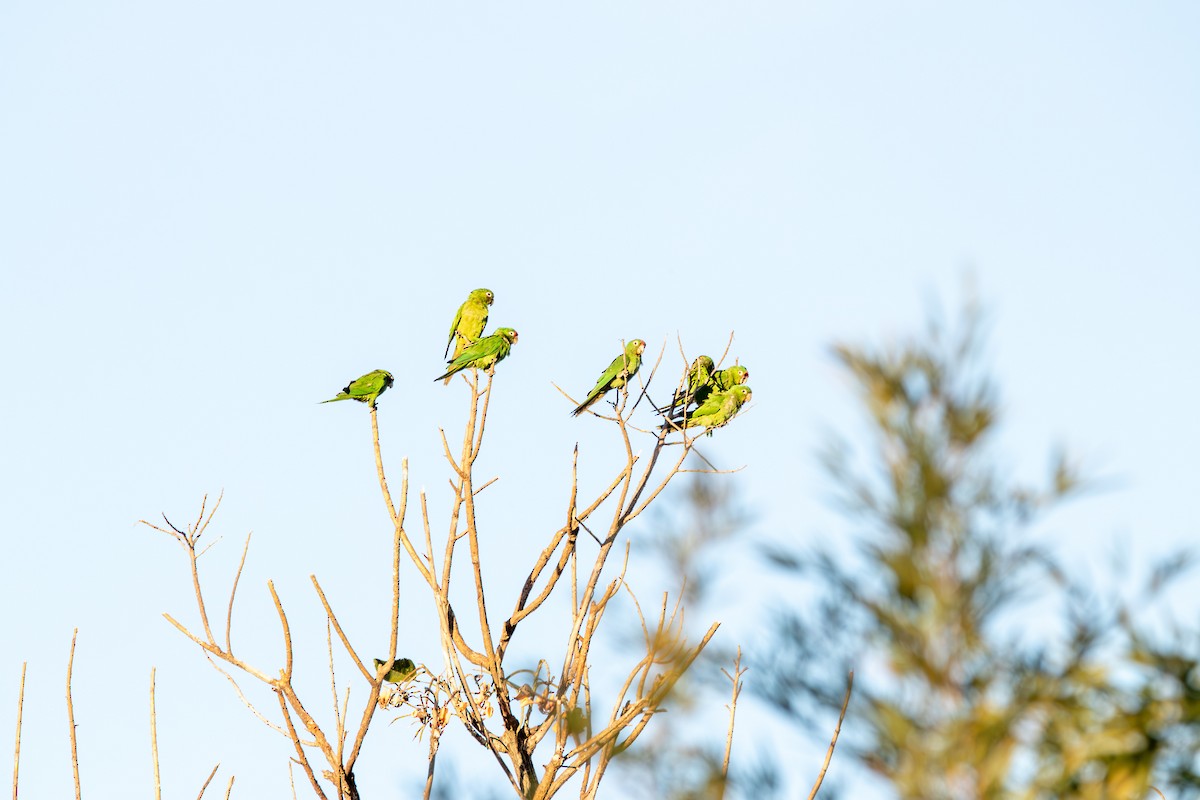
[2,2,1198,797]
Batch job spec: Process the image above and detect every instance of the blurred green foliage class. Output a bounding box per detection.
[758,302,1200,799]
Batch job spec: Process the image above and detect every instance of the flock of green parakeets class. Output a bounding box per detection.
[322,288,751,433]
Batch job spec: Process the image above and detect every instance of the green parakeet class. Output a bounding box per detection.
[712,365,749,391]
[666,385,752,432]
[670,355,715,411]
[445,288,494,360]
[572,339,646,416]
[435,327,518,382]
[373,657,417,684]
[321,369,394,408]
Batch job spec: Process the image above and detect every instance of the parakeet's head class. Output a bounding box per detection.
[495,327,518,343]
[732,385,752,402]
[694,355,715,373]
[729,366,749,385]
[627,339,646,356]
[470,288,495,305]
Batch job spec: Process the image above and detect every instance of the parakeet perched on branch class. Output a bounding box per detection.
[712,365,749,392]
[435,327,519,382]
[445,288,494,360]
[670,355,716,411]
[373,658,417,684]
[665,384,752,433]
[572,339,646,416]
[321,369,394,408]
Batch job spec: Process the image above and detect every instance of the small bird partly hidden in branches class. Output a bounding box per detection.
[321,369,395,408]
[572,339,647,416]
[669,359,750,409]
[669,355,716,413]
[436,327,519,382]
[373,657,417,684]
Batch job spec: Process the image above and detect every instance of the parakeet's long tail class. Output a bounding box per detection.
[320,394,350,404]
[571,393,600,416]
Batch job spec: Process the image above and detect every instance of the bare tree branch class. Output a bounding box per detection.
[225,532,252,656]
[720,648,747,797]
[195,763,219,799]
[808,671,853,800]
[150,668,161,800]
[12,661,25,800]
[66,629,81,800]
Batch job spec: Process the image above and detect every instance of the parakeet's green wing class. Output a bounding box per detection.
[663,384,750,431]
[571,339,645,416]
[373,657,417,683]
[688,385,751,429]
[713,366,749,391]
[436,328,517,382]
[686,390,728,421]
[323,369,393,405]
[450,334,503,370]
[445,304,465,357]
[589,356,626,392]
[349,370,392,397]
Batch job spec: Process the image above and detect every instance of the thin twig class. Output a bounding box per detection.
[195,763,219,799]
[715,331,736,369]
[12,661,25,800]
[66,628,81,800]
[311,577,370,682]
[277,693,329,800]
[344,421,411,779]
[192,494,223,644]
[151,668,161,800]
[268,581,294,679]
[720,648,746,797]
[161,613,273,683]
[371,406,400,523]
[225,532,252,655]
[223,775,235,800]
[807,670,853,800]
[326,619,343,762]
[204,657,302,741]
[626,340,665,417]
[422,730,440,800]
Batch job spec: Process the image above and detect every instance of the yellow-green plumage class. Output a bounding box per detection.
[665,384,752,433]
[321,369,395,408]
[712,365,749,391]
[445,288,494,370]
[373,657,417,684]
[436,327,518,383]
[572,339,646,416]
[670,355,715,413]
